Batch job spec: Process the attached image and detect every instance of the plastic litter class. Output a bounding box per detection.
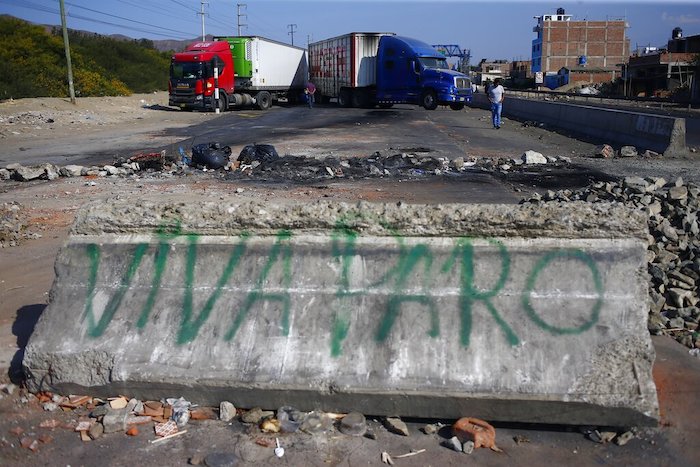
[274,438,285,458]
[178,146,191,166]
[191,142,231,169]
[237,144,279,165]
[165,397,192,428]
[277,406,303,433]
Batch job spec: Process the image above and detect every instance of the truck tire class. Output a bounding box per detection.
[421,90,438,110]
[211,92,227,112]
[449,103,464,111]
[256,91,272,110]
[338,89,352,108]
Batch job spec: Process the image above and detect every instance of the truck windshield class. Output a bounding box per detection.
[418,57,450,70]
[170,62,203,80]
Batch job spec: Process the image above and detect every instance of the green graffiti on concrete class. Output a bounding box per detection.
[374,242,439,342]
[522,249,603,335]
[84,242,148,338]
[442,238,517,348]
[80,225,605,351]
[178,233,250,344]
[330,223,359,357]
[225,230,293,341]
[137,224,184,329]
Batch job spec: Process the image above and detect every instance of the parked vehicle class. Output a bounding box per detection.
[169,36,308,111]
[309,33,472,110]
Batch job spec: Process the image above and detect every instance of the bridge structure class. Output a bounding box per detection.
[432,44,471,74]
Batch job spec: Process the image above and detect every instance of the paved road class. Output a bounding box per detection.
[156,103,597,163]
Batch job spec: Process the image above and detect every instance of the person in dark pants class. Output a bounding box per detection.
[305,82,316,108]
[487,78,505,129]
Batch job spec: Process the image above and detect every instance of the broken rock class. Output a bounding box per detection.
[383,417,409,436]
[594,144,615,159]
[521,150,547,165]
[219,401,236,422]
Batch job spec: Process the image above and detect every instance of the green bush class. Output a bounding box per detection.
[0,17,169,99]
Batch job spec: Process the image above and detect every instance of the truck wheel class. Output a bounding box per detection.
[338,89,352,108]
[449,103,464,111]
[211,93,227,112]
[421,90,438,110]
[256,91,272,110]
[218,91,228,112]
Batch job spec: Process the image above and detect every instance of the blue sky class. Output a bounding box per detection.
[1,0,699,62]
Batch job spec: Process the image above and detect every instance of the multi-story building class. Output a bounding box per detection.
[531,7,630,88]
[476,59,510,84]
[626,27,699,99]
[510,60,532,80]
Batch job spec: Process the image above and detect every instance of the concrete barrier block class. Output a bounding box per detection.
[472,93,687,156]
[23,200,659,426]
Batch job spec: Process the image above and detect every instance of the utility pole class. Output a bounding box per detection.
[58,0,76,104]
[287,24,297,46]
[307,34,313,48]
[198,1,209,41]
[237,3,247,36]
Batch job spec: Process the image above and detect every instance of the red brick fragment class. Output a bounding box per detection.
[452,417,498,450]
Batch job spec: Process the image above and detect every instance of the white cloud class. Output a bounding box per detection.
[661,11,700,25]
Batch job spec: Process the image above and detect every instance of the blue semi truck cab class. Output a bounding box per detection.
[376,35,472,110]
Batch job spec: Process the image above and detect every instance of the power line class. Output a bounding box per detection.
[64,1,189,36]
[2,0,192,39]
[167,0,198,13]
[116,0,197,25]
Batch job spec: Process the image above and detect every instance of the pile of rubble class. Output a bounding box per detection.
[522,176,700,350]
[4,384,636,461]
[0,202,40,248]
[0,146,573,184]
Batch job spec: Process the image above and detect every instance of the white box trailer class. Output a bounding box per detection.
[214,36,309,109]
[309,32,393,106]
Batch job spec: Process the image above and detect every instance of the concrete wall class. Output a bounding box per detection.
[23,200,659,426]
[473,93,687,156]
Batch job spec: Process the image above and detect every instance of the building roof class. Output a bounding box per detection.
[559,66,619,73]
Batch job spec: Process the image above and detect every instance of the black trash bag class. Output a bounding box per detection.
[238,144,279,165]
[191,142,231,169]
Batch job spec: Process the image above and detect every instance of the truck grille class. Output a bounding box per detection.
[454,77,471,89]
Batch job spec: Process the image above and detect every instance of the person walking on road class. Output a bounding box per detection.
[488,78,505,129]
[305,82,316,108]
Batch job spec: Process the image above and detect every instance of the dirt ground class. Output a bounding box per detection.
[2,93,700,466]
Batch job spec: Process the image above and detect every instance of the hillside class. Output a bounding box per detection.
[0,16,171,99]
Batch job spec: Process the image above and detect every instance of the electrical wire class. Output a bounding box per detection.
[64,1,191,36]
[2,0,192,39]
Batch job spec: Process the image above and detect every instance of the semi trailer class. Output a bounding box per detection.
[309,32,472,110]
[169,36,308,111]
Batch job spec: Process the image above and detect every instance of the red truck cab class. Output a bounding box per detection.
[169,41,234,111]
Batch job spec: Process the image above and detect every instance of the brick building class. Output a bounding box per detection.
[510,60,532,80]
[476,59,509,84]
[626,28,699,99]
[532,7,630,88]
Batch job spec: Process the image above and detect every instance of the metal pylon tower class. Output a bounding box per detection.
[432,44,471,73]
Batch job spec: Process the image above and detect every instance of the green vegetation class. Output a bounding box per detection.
[0,16,171,99]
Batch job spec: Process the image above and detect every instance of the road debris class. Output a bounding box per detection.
[274,437,285,457]
[452,417,501,452]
